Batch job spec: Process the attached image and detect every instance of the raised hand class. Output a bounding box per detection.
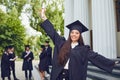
[115,60,120,66]
[40,8,47,21]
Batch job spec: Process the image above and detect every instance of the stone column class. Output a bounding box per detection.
[92,0,117,58]
[64,0,74,39]
[74,0,90,45]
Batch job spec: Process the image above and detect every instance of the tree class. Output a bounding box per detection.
[0,0,27,16]
[0,0,27,56]
[0,0,64,57]
[0,8,26,56]
[29,0,64,36]
[22,0,64,58]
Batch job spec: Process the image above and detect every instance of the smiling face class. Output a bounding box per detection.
[70,30,80,43]
[25,47,30,51]
[11,47,14,52]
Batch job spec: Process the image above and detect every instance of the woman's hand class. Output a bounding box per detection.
[40,8,47,21]
[115,61,120,65]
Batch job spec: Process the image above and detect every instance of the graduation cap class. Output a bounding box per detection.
[8,45,14,49]
[66,20,88,33]
[45,40,49,43]
[25,45,30,48]
[40,45,45,49]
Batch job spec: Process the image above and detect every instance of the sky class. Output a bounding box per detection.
[0,4,41,36]
[20,4,42,36]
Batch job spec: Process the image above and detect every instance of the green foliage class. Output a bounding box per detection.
[0,0,64,57]
[0,8,26,56]
[0,9,8,24]
[20,0,64,57]
[29,0,64,36]
[0,0,27,16]
[0,0,27,56]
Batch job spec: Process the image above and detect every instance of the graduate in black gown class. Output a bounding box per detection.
[44,40,52,74]
[1,46,11,80]
[21,45,34,80]
[39,9,120,80]
[8,45,19,80]
[38,45,48,80]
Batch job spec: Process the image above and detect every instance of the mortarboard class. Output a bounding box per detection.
[66,20,88,33]
[45,40,49,43]
[8,45,14,49]
[40,45,45,49]
[25,45,30,48]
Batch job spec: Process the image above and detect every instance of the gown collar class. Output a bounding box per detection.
[71,42,79,49]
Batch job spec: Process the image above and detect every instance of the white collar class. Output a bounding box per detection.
[71,42,79,48]
[26,51,30,54]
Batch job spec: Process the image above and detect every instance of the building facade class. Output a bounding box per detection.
[64,0,120,59]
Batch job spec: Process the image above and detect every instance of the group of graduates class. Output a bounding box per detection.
[38,41,52,80]
[20,41,52,80]
[1,45,19,80]
[0,40,52,80]
[0,44,34,80]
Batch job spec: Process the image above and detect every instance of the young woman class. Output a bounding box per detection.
[44,40,52,74]
[39,8,119,80]
[8,45,19,80]
[1,46,11,80]
[21,45,34,80]
[38,45,48,80]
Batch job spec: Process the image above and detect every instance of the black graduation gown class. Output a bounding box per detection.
[40,19,115,80]
[21,51,34,70]
[9,52,15,68]
[46,46,52,66]
[39,50,48,71]
[1,52,10,78]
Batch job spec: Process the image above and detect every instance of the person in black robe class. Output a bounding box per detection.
[38,45,48,80]
[1,46,11,80]
[21,45,34,80]
[44,40,52,74]
[39,9,120,80]
[8,45,19,80]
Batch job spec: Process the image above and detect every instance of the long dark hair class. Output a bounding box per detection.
[58,33,84,65]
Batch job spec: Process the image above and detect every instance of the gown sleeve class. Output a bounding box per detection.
[87,46,115,73]
[40,19,65,46]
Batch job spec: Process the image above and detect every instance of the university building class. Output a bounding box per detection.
[64,0,120,59]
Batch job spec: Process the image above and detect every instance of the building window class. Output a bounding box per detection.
[115,0,120,31]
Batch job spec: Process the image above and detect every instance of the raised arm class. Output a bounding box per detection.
[39,8,65,45]
[87,47,115,73]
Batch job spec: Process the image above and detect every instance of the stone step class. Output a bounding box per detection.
[87,71,120,80]
[87,61,120,80]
